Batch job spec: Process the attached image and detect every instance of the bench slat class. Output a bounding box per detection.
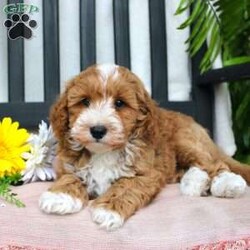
[113,0,131,68]
[43,0,60,102]
[8,0,24,103]
[80,0,96,70]
[149,0,168,103]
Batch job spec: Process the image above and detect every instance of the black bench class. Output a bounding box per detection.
[1,0,249,135]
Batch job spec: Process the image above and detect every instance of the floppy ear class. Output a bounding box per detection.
[50,90,69,142]
[136,84,155,118]
[134,80,159,146]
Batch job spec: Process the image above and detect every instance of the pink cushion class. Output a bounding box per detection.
[1,182,250,249]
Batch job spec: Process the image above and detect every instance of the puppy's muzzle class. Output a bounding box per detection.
[90,125,107,140]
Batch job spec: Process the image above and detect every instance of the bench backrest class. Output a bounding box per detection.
[0,0,213,132]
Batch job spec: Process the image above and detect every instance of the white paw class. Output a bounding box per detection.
[91,207,124,231]
[211,172,246,198]
[39,191,83,214]
[180,167,211,197]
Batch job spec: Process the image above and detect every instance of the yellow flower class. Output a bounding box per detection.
[0,117,30,178]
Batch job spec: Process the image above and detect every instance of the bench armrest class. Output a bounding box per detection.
[198,62,250,85]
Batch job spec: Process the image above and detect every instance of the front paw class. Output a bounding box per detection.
[180,167,211,197]
[91,207,124,231]
[39,191,83,215]
[211,172,246,198]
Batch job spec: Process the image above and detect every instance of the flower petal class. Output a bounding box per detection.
[36,167,46,181]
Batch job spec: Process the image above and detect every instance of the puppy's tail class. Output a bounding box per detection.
[221,153,250,184]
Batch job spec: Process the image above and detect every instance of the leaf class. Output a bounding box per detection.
[243,130,250,148]
[230,81,250,164]
[176,0,222,72]
[185,7,207,44]
[200,19,221,72]
[225,21,250,44]
[178,0,205,29]
[175,0,194,15]
[224,56,250,66]
[219,0,250,43]
[189,11,216,56]
[235,91,250,128]
[175,0,250,73]
[0,177,25,207]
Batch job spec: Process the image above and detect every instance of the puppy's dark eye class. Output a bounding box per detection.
[81,98,90,107]
[114,99,125,109]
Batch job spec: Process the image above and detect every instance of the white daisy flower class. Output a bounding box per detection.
[22,121,57,183]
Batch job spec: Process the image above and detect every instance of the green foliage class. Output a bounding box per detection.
[229,82,250,164]
[175,0,250,73]
[0,173,25,208]
[176,0,250,163]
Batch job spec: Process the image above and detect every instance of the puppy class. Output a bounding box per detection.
[39,64,250,230]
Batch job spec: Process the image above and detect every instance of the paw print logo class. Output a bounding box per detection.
[4,14,37,40]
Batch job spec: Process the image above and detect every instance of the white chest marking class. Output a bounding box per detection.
[75,150,134,196]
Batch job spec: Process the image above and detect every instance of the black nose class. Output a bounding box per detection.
[90,125,107,140]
